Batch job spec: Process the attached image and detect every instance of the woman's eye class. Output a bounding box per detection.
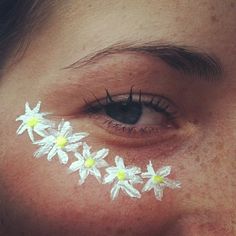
[105,100,142,125]
[83,88,180,138]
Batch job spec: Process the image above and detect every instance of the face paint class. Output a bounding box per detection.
[103,156,143,200]
[69,142,109,185]
[141,161,181,200]
[16,101,53,142]
[16,101,181,200]
[34,120,88,164]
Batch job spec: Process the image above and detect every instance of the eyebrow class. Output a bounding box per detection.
[64,41,223,80]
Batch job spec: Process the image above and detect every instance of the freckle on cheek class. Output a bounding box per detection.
[187,178,193,183]
[195,156,200,162]
[184,193,191,200]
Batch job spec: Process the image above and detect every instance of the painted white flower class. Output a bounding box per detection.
[34,120,88,164]
[68,143,109,184]
[103,156,143,200]
[141,161,181,200]
[16,101,53,142]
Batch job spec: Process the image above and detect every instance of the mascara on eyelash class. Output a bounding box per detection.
[83,87,179,120]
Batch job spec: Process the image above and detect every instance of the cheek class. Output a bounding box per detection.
[0,126,181,235]
[0,115,233,235]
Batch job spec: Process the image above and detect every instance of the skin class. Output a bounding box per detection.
[0,0,235,235]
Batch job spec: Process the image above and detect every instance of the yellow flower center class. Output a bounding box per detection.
[152,175,164,184]
[84,158,95,168]
[27,117,39,128]
[56,136,68,148]
[117,170,126,181]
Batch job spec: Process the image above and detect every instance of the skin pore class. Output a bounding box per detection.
[0,0,235,235]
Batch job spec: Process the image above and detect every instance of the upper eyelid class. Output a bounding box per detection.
[83,90,179,107]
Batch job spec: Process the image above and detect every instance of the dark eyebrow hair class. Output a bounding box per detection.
[64,41,223,80]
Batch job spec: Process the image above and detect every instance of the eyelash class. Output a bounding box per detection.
[83,87,179,137]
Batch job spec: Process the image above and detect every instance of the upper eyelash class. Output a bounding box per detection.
[105,86,139,104]
[83,87,179,120]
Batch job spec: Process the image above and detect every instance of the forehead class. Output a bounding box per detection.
[51,0,235,65]
[62,0,235,42]
[16,0,235,87]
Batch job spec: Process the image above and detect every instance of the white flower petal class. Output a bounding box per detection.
[33,101,41,113]
[164,178,181,189]
[41,118,55,127]
[82,143,91,157]
[25,102,31,113]
[141,172,153,179]
[61,121,72,136]
[79,169,89,185]
[16,124,27,135]
[156,166,171,177]
[105,167,119,175]
[57,150,69,164]
[57,119,64,131]
[111,184,121,200]
[115,156,125,169]
[127,166,141,176]
[47,128,58,136]
[154,186,164,201]
[34,135,55,145]
[103,173,116,184]
[93,148,109,160]
[16,114,26,121]
[74,152,84,160]
[65,143,80,152]
[142,179,154,192]
[34,145,52,158]
[121,181,141,199]
[90,167,101,182]
[36,123,50,130]
[129,175,143,185]
[27,128,34,142]
[47,145,58,161]
[96,159,109,168]
[34,127,48,137]
[147,161,156,175]
[67,133,88,143]
[68,160,84,173]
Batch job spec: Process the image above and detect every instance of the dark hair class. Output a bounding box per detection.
[0,0,52,72]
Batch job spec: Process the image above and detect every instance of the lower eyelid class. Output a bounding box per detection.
[103,117,179,136]
[82,117,194,157]
[86,113,181,139]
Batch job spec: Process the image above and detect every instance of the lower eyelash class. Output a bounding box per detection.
[97,116,179,139]
[104,119,162,134]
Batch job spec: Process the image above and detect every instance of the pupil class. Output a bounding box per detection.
[105,101,142,124]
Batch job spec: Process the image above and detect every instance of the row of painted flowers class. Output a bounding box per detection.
[16,101,181,200]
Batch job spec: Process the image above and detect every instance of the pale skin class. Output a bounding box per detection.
[0,0,235,235]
